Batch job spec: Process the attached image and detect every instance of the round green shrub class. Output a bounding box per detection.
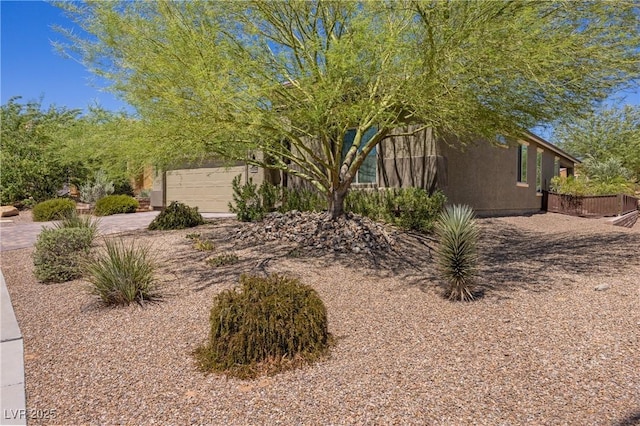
[94,195,139,216]
[112,177,135,197]
[32,198,76,222]
[195,274,331,379]
[33,227,94,283]
[148,201,205,230]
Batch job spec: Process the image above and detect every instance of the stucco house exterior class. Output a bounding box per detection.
[150,128,579,216]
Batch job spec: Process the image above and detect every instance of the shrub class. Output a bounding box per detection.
[85,238,160,306]
[229,175,265,222]
[195,274,331,379]
[33,227,94,283]
[345,188,446,233]
[206,252,239,267]
[279,187,327,213]
[32,198,76,222]
[53,212,101,242]
[79,170,114,204]
[148,201,205,230]
[434,204,480,301]
[193,238,215,251]
[94,194,139,216]
[112,176,135,197]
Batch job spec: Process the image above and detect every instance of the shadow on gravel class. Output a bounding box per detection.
[614,410,640,426]
[478,222,640,295]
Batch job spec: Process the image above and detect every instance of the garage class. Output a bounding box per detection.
[162,164,264,213]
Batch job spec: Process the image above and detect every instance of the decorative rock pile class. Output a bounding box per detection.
[235,210,397,253]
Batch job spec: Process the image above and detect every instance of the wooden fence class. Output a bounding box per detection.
[544,192,639,217]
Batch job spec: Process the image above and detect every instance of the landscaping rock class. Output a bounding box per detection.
[594,284,611,291]
[0,206,19,217]
[235,211,397,253]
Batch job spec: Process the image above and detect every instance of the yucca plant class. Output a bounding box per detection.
[86,238,160,306]
[53,212,101,242]
[434,204,480,301]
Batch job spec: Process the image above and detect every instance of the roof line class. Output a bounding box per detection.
[521,130,581,164]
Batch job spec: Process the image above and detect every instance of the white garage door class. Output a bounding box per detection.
[166,166,263,212]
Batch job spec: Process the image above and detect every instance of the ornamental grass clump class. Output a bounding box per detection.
[195,274,331,379]
[434,204,480,301]
[86,238,160,306]
[53,212,101,241]
[148,201,205,230]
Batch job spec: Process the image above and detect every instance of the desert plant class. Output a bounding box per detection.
[193,238,215,251]
[111,176,135,196]
[33,227,94,283]
[79,170,114,203]
[148,201,205,230]
[185,232,201,240]
[259,181,279,213]
[206,252,239,267]
[195,273,331,379]
[229,175,265,222]
[94,194,139,216]
[279,187,327,213]
[434,204,480,301]
[345,188,446,232]
[85,238,160,306]
[53,212,101,241]
[32,198,76,222]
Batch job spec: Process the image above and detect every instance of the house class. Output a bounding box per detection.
[150,127,579,216]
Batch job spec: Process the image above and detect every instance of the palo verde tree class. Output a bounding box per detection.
[56,1,640,218]
[555,105,640,179]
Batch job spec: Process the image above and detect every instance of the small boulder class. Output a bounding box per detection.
[0,206,19,217]
[594,284,611,291]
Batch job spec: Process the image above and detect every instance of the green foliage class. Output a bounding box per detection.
[0,98,87,204]
[345,188,447,233]
[53,212,101,242]
[111,176,135,196]
[434,205,480,302]
[551,158,637,196]
[193,238,215,251]
[33,227,94,283]
[279,187,327,213]
[195,273,331,379]
[556,105,640,179]
[86,238,160,306]
[79,170,115,203]
[32,198,76,222]
[148,201,205,230]
[206,252,239,267]
[185,232,201,240]
[94,194,139,216]
[57,1,640,218]
[228,175,266,222]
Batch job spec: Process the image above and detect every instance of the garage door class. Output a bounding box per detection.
[165,165,263,212]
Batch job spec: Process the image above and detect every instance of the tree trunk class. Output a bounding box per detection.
[328,188,348,219]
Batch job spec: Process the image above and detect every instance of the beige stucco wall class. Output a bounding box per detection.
[436,139,541,215]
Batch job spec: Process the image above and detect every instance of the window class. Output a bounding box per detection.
[536,149,543,193]
[554,157,560,176]
[517,143,528,185]
[342,127,377,184]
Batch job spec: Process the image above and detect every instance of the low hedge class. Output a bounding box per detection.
[32,198,76,222]
[94,195,139,216]
[33,227,94,283]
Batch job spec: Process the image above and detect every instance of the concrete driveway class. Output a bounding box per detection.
[0,211,234,252]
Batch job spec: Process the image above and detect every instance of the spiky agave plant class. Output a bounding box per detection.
[434,204,479,301]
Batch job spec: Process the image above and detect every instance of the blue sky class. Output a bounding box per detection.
[1,0,131,113]
[1,0,639,128]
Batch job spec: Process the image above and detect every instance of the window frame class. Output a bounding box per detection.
[342,128,378,185]
[516,142,529,187]
[536,148,543,195]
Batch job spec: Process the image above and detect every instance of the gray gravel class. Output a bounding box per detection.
[1,212,639,425]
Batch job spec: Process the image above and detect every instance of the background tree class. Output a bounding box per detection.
[555,105,640,179]
[0,97,84,204]
[56,1,640,217]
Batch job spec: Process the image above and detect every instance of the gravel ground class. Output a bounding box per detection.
[1,212,639,425]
